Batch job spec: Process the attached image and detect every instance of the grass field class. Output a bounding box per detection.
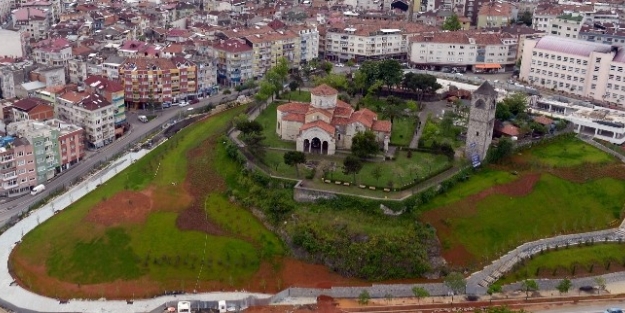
[280,90,311,102]
[260,149,450,188]
[521,136,616,167]
[390,117,417,146]
[254,102,296,149]
[12,106,284,289]
[421,136,625,265]
[500,243,625,284]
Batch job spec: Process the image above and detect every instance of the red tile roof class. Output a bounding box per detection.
[306,107,333,118]
[533,115,554,125]
[300,120,336,135]
[84,75,123,93]
[372,120,392,133]
[311,84,338,96]
[277,102,309,114]
[12,97,50,111]
[495,122,520,136]
[331,117,350,126]
[283,114,305,122]
[334,106,353,118]
[349,111,374,128]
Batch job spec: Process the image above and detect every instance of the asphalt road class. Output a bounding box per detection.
[0,92,241,225]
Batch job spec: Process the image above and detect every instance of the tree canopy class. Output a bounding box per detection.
[412,286,429,303]
[283,151,306,177]
[556,278,572,294]
[343,155,363,182]
[521,279,539,299]
[442,14,462,31]
[519,10,532,26]
[444,272,467,295]
[402,73,442,100]
[255,57,289,101]
[351,131,379,158]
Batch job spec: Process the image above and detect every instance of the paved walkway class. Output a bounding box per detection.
[578,134,625,163]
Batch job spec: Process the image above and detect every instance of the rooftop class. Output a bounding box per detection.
[534,35,614,57]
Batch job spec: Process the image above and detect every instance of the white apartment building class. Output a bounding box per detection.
[12,7,50,40]
[532,4,594,33]
[56,92,115,149]
[547,13,584,39]
[408,31,518,70]
[31,37,72,67]
[291,25,319,64]
[519,35,625,108]
[323,22,436,63]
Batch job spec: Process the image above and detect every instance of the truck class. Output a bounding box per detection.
[137,115,149,123]
[31,184,45,195]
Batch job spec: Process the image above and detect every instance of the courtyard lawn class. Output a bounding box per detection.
[259,150,450,188]
[11,105,282,290]
[521,136,616,167]
[390,117,417,146]
[254,102,296,149]
[280,91,311,102]
[424,173,625,263]
[499,243,625,284]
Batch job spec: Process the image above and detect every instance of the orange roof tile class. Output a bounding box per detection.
[331,117,350,126]
[372,120,392,133]
[533,115,554,125]
[306,107,333,118]
[283,114,305,122]
[334,106,353,118]
[349,110,375,128]
[277,102,309,114]
[310,84,338,96]
[300,120,336,135]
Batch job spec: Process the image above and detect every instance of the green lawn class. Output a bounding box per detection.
[523,136,616,167]
[280,90,311,102]
[390,117,417,146]
[259,150,450,188]
[12,105,283,288]
[499,243,625,284]
[429,174,625,262]
[254,102,296,149]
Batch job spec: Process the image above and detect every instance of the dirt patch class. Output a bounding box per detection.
[176,136,227,235]
[421,173,541,267]
[548,163,625,183]
[84,190,153,227]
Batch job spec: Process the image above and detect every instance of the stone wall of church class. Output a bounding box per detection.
[278,119,303,141]
[310,93,338,109]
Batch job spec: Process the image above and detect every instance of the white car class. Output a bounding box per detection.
[335,63,345,67]
[179,101,189,107]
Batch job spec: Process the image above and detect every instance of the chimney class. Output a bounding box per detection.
[27,8,30,19]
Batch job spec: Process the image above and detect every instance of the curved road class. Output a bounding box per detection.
[0,92,241,226]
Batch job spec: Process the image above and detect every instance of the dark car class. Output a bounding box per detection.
[466,294,480,301]
[579,285,597,292]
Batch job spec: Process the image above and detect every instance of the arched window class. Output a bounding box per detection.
[475,99,485,108]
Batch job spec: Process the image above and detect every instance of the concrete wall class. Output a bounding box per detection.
[310,93,337,109]
[293,181,337,202]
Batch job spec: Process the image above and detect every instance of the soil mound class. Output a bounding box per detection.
[84,190,153,226]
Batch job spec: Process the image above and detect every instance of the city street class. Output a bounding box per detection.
[0,92,242,226]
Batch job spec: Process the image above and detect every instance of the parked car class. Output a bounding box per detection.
[605,309,623,313]
[579,285,597,292]
[335,63,345,67]
[179,101,189,107]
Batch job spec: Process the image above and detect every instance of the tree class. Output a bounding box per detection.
[358,290,370,305]
[442,14,462,31]
[351,131,379,158]
[486,137,514,163]
[313,73,348,91]
[519,10,532,26]
[289,81,299,92]
[556,278,572,294]
[444,272,467,302]
[384,293,393,304]
[502,92,528,116]
[594,276,606,294]
[412,286,429,303]
[240,132,266,158]
[487,283,502,304]
[283,151,306,177]
[495,102,512,120]
[371,165,382,184]
[320,61,333,74]
[402,73,441,101]
[521,279,538,300]
[378,59,403,90]
[342,155,363,183]
[234,114,263,134]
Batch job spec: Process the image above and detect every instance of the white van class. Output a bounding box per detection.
[138,115,149,123]
[31,184,45,195]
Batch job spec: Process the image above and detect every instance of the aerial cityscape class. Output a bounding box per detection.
[0,0,624,312]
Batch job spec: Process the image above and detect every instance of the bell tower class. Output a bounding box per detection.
[465,81,498,167]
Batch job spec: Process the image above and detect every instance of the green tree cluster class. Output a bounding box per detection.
[442,14,462,31]
[351,131,379,158]
[402,73,442,101]
[234,114,266,158]
[255,57,290,102]
[283,151,306,177]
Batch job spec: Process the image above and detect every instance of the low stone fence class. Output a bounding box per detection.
[271,283,449,303]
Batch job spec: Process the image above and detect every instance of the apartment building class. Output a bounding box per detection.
[119,57,198,107]
[519,35,625,107]
[0,61,37,99]
[532,4,594,33]
[0,136,36,197]
[408,30,518,71]
[7,120,60,182]
[547,13,584,39]
[84,75,126,128]
[57,92,115,149]
[322,21,437,63]
[476,2,517,29]
[0,28,27,58]
[31,37,72,67]
[579,22,625,46]
[12,7,50,40]
[288,25,319,64]
[211,38,253,87]
[48,119,84,171]
[8,97,54,122]
[22,0,58,23]
[244,30,301,78]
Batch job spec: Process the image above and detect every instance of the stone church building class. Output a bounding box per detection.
[276,84,392,155]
